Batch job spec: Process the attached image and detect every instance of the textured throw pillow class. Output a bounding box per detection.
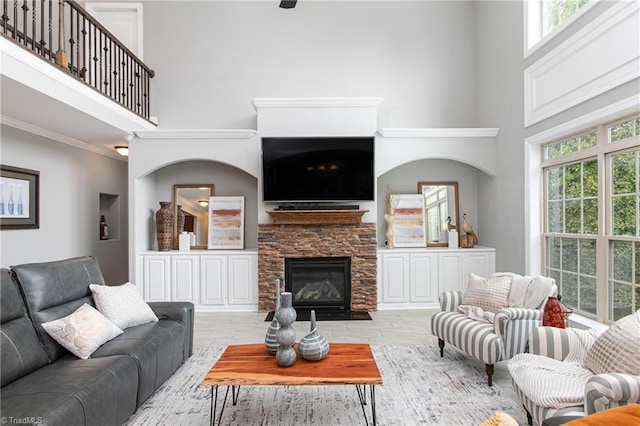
[524,276,556,309]
[583,310,640,375]
[463,273,512,313]
[90,282,158,330]
[41,303,123,359]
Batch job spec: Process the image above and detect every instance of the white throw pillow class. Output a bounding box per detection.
[41,303,123,359]
[90,282,158,330]
[463,273,512,313]
[583,310,640,375]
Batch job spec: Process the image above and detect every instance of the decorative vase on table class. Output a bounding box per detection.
[275,292,297,367]
[265,279,282,354]
[298,310,330,361]
[156,201,174,251]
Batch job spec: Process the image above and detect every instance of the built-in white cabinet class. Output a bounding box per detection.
[377,246,496,309]
[139,250,258,312]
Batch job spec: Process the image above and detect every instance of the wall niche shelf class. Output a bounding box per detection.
[267,210,368,225]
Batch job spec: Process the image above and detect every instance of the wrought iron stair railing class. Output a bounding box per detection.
[1,0,154,121]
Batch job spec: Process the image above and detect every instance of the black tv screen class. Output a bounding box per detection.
[262,137,375,203]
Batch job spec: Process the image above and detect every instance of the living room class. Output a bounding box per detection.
[1,1,639,425]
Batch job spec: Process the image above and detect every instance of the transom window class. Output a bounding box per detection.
[542,113,640,322]
[526,0,597,51]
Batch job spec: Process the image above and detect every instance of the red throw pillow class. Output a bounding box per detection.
[543,296,566,328]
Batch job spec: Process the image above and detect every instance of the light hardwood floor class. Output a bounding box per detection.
[193,309,520,405]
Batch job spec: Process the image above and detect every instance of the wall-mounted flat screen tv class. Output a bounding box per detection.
[262,137,375,203]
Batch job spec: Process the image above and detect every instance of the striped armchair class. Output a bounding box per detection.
[509,325,640,426]
[430,275,556,386]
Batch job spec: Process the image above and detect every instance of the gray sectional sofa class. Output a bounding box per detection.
[1,256,194,426]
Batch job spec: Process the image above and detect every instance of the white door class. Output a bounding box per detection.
[84,2,143,59]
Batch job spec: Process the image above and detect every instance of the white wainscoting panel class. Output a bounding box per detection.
[524,1,640,126]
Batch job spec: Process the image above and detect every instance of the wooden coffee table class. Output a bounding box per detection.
[202,343,383,425]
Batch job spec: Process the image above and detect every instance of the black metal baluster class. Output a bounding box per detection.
[47,0,51,60]
[68,6,74,72]
[21,0,27,46]
[80,15,86,79]
[30,0,35,51]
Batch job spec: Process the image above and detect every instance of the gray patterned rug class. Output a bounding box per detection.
[125,344,527,425]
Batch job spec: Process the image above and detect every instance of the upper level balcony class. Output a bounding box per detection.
[0,0,156,160]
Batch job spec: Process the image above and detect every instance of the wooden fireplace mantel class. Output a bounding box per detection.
[267,210,369,225]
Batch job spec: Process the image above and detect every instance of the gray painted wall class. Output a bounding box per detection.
[144,1,478,129]
[0,125,129,284]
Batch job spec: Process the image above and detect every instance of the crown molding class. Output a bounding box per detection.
[133,129,257,139]
[379,128,500,138]
[251,97,384,110]
[1,115,125,161]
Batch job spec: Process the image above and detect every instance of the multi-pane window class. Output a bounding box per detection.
[542,114,640,322]
[527,0,595,50]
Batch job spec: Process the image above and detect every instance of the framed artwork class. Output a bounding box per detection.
[390,194,426,247]
[207,196,245,249]
[0,165,40,230]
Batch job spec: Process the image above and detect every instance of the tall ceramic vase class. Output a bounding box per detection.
[156,201,174,251]
[275,292,297,367]
[176,205,186,234]
[265,279,282,354]
[384,213,395,249]
[298,310,329,361]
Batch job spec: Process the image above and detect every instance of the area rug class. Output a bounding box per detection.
[125,344,527,425]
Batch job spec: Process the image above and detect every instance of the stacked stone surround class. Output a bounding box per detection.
[258,223,377,312]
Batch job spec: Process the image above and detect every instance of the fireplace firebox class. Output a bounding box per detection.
[285,257,351,314]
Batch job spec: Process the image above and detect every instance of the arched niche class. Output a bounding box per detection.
[376,158,482,247]
[135,159,258,251]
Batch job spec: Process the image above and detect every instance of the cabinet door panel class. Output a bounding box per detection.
[466,252,495,278]
[172,256,197,301]
[381,253,409,303]
[143,256,170,301]
[200,256,225,305]
[439,253,464,293]
[228,255,256,305]
[410,253,437,302]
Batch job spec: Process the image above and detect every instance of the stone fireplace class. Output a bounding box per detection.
[258,222,377,313]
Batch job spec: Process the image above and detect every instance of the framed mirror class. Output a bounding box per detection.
[173,184,214,249]
[417,181,459,247]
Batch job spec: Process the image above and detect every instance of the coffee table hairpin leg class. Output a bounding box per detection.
[355,384,377,426]
[210,385,241,426]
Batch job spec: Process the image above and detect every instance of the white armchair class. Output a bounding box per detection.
[430,273,557,386]
[508,312,640,425]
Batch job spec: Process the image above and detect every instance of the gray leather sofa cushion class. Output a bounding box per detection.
[1,269,49,387]
[11,256,106,361]
[1,354,138,425]
[93,320,186,406]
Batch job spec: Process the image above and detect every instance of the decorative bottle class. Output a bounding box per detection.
[155,201,174,251]
[298,310,330,361]
[265,278,282,354]
[100,215,109,240]
[275,292,297,367]
[7,185,14,215]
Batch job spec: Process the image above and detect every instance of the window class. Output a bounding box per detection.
[526,0,597,52]
[542,114,640,322]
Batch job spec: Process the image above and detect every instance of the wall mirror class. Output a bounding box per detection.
[173,184,214,249]
[417,181,459,247]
